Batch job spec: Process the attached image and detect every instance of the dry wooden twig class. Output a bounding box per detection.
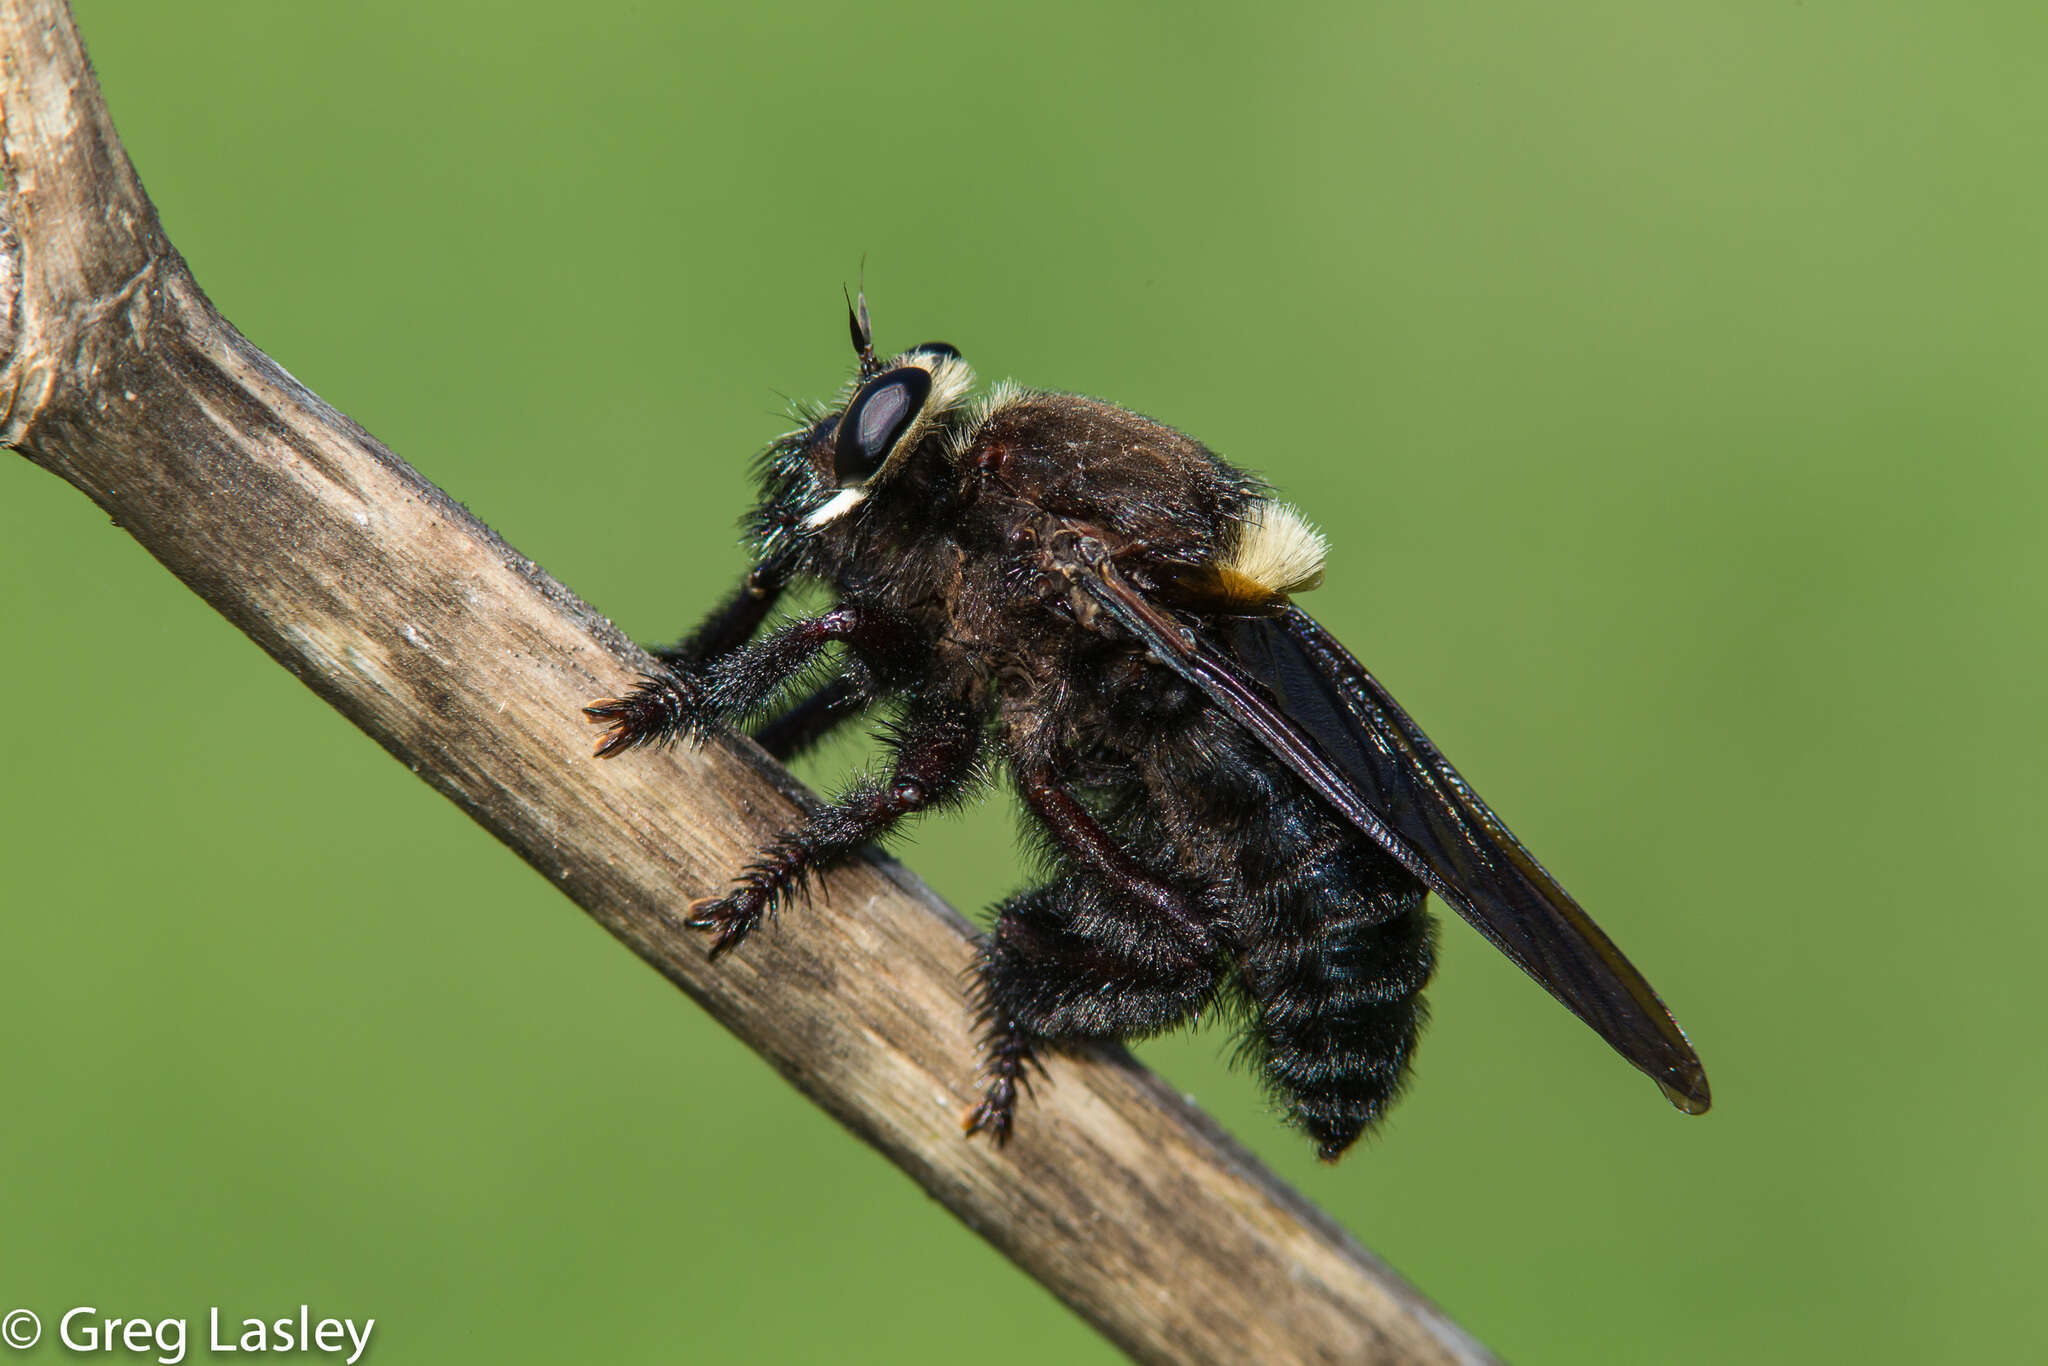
[0,4,1496,1361]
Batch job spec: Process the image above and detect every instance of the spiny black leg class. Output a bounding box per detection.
[963,762,1224,1140]
[586,604,915,758]
[585,668,698,759]
[700,604,919,722]
[748,677,866,763]
[966,878,1219,1144]
[964,1015,1036,1146]
[653,558,789,669]
[586,560,791,757]
[687,696,983,956]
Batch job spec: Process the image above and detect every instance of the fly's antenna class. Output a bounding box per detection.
[844,257,880,378]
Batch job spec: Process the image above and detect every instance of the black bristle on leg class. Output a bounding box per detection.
[583,669,697,757]
[588,604,915,759]
[686,696,983,955]
[963,1015,1035,1145]
[588,560,796,758]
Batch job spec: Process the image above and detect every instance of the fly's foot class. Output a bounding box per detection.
[683,890,768,959]
[585,669,699,758]
[963,1025,1035,1147]
[682,837,816,957]
[962,1087,1017,1146]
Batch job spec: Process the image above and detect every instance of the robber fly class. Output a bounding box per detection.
[587,294,1709,1160]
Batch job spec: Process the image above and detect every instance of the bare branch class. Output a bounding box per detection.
[0,4,1494,1362]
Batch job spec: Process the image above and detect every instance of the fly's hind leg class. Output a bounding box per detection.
[966,877,1219,1145]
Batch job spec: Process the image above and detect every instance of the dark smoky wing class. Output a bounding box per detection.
[1083,571,1709,1113]
[1233,609,1709,1112]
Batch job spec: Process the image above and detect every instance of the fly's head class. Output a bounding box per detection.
[748,291,978,574]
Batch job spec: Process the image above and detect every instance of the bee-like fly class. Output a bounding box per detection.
[587,295,1709,1159]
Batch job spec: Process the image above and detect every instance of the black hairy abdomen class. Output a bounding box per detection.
[1157,705,1435,1158]
[1008,656,1438,1161]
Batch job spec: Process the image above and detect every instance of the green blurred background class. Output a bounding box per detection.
[4,2,2042,1361]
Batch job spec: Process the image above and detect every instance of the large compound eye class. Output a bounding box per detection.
[910,340,961,360]
[834,365,932,482]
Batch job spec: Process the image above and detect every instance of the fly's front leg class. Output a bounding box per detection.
[583,557,788,757]
[688,695,983,956]
[585,603,914,758]
[653,559,789,670]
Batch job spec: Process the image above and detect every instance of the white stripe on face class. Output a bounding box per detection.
[802,486,868,528]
